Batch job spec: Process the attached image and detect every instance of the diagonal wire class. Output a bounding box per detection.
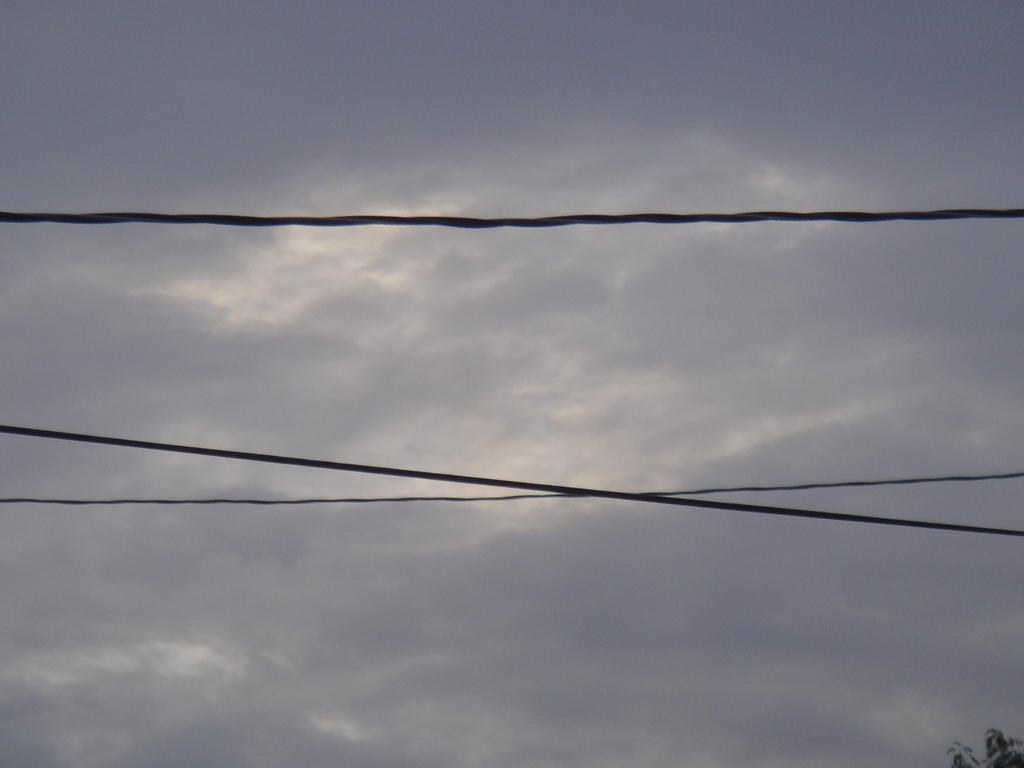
[3,470,1023,506]
[1,423,1022,538]
[2,208,1023,228]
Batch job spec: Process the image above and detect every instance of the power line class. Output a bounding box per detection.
[1,423,1021,538]
[4,469,1022,506]
[0,494,546,505]
[2,208,1023,229]
[654,470,1024,495]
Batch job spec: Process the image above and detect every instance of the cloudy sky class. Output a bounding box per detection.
[2,2,1023,766]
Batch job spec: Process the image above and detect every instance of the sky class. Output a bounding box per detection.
[1,2,1023,766]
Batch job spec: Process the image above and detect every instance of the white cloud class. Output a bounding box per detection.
[5,639,247,689]
[306,711,372,744]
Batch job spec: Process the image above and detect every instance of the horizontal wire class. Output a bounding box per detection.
[1,423,1022,538]
[4,469,1023,506]
[2,208,1023,228]
[654,470,1024,495]
[0,494,544,505]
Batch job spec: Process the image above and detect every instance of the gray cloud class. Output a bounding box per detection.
[1,2,1023,766]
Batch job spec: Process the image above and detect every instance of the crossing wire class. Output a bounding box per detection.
[2,208,1024,228]
[3,469,1023,506]
[1,423,1022,538]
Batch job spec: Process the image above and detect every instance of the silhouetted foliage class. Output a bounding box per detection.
[949,730,1024,768]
